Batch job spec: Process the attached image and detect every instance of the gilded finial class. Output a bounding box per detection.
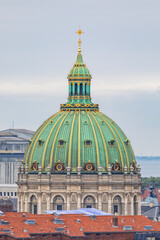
[76,27,84,53]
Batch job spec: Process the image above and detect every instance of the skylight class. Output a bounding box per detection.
[144,225,153,230]
[53,217,64,224]
[25,219,36,225]
[123,226,133,231]
[0,220,9,225]
[56,227,64,232]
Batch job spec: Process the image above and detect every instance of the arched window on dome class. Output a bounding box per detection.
[30,195,38,214]
[53,195,65,211]
[75,83,78,95]
[113,195,122,215]
[80,83,83,95]
[83,195,96,209]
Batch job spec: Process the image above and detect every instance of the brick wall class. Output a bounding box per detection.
[0,232,134,240]
[84,232,134,240]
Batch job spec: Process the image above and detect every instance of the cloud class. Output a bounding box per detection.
[0,75,159,96]
[0,77,67,96]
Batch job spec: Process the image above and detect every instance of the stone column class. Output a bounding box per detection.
[88,82,90,96]
[98,193,102,210]
[83,82,85,95]
[20,194,23,212]
[124,194,128,215]
[69,82,71,96]
[130,194,134,215]
[28,201,31,213]
[77,193,81,209]
[137,193,141,215]
[108,193,112,214]
[38,193,42,214]
[46,194,51,211]
[67,193,70,210]
[72,82,75,95]
[17,193,20,212]
[25,194,28,212]
[77,82,80,95]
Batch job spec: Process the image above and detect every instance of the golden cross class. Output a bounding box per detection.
[76,27,84,53]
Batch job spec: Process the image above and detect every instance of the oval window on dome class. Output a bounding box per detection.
[83,120,88,125]
[31,161,39,171]
[112,162,121,172]
[54,161,65,171]
[83,161,95,171]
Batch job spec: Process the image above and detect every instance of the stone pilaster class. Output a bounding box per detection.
[124,193,128,215]
[46,194,51,211]
[38,193,42,214]
[67,193,70,210]
[108,193,112,214]
[77,193,81,209]
[98,193,102,210]
[130,193,134,215]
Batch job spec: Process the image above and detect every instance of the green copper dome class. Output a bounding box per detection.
[23,42,136,174]
[24,110,136,174]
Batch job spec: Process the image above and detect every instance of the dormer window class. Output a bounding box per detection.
[108,139,115,146]
[83,120,88,125]
[38,139,44,146]
[101,121,104,125]
[124,139,130,145]
[58,139,66,147]
[84,140,92,147]
[65,120,69,125]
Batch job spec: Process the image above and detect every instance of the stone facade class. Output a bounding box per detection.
[17,163,141,215]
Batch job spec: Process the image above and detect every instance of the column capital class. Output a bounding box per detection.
[66,166,71,175]
[25,166,29,175]
[77,167,82,175]
[47,164,51,175]
[98,166,102,175]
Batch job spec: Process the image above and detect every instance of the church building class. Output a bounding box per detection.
[17,29,141,215]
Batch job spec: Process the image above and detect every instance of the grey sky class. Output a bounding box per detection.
[0,0,160,156]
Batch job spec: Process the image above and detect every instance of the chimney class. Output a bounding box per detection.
[113,216,118,227]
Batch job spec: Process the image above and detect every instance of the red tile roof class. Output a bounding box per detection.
[0,212,160,238]
[156,189,160,204]
[141,189,150,200]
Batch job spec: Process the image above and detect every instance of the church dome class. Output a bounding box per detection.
[23,31,136,174]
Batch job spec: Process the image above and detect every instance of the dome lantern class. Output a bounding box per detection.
[60,28,99,111]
